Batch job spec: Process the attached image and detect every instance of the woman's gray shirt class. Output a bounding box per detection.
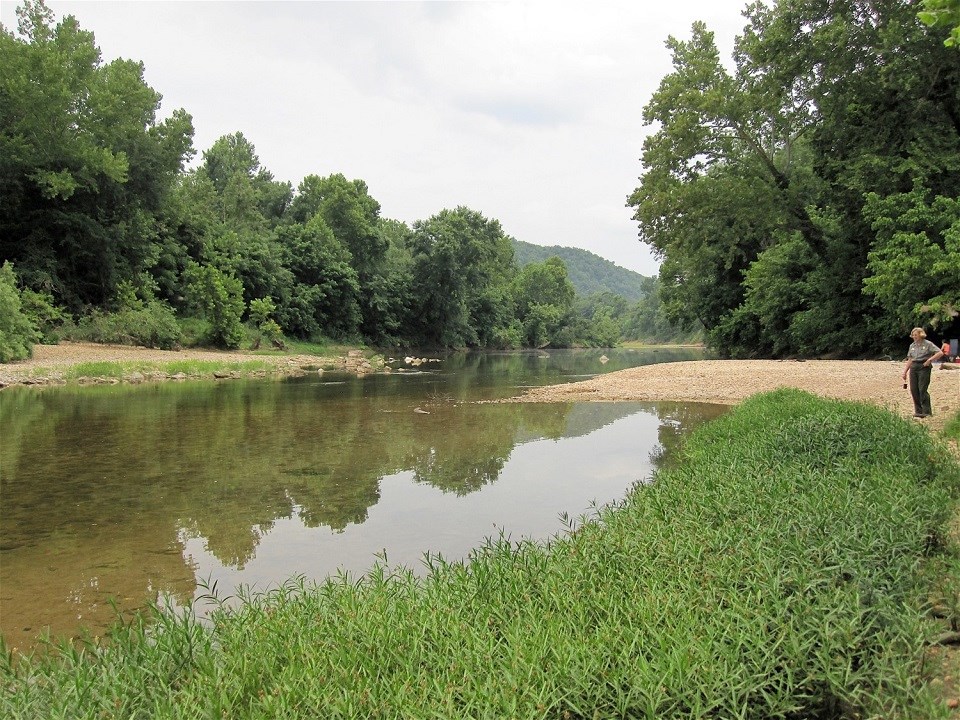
[907,339,940,365]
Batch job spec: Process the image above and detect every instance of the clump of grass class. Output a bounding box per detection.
[159,359,274,376]
[62,361,140,379]
[280,337,364,357]
[2,389,958,718]
[943,409,960,444]
[58,359,276,381]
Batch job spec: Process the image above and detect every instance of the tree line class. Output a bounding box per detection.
[16,0,952,362]
[0,1,692,362]
[629,0,960,358]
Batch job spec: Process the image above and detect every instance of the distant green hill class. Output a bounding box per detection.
[511,239,649,301]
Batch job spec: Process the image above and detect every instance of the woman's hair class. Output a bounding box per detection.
[911,327,927,338]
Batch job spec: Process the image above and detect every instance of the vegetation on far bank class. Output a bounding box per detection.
[10,1,960,366]
[0,342,381,386]
[2,390,958,718]
[1,1,695,368]
[0,339,706,388]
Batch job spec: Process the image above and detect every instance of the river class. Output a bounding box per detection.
[0,348,726,650]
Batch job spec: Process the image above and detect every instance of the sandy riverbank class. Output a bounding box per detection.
[500,358,960,435]
[0,341,350,387]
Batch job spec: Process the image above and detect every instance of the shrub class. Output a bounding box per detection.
[248,297,285,350]
[489,321,523,350]
[185,264,245,349]
[19,288,66,343]
[75,301,183,350]
[0,262,40,362]
[174,316,211,348]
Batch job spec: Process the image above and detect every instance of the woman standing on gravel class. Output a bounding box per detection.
[902,327,944,418]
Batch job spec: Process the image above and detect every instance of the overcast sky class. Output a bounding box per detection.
[2,0,752,276]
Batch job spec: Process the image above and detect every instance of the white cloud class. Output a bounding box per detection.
[3,0,751,276]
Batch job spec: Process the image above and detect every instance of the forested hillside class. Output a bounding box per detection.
[511,240,647,301]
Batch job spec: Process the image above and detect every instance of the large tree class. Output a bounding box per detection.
[274,218,360,339]
[630,0,960,357]
[628,19,817,352]
[513,257,576,347]
[200,132,291,226]
[289,173,387,337]
[408,207,515,348]
[0,0,194,310]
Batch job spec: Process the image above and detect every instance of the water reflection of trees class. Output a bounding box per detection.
[648,402,730,470]
[0,364,723,645]
[404,405,518,494]
[2,383,590,572]
[2,384,727,565]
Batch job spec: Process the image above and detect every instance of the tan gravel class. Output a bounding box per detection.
[0,341,339,386]
[502,359,960,434]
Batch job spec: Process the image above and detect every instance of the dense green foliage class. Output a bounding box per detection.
[630,0,960,358]
[0,1,193,312]
[0,262,39,362]
[0,0,684,356]
[920,0,960,47]
[10,0,955,358]
[3,390,957,717]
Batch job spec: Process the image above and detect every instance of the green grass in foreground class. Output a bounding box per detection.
[2,389,958,719]
[944,409,960,444]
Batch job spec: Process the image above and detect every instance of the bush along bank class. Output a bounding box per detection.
[2,389,958,718]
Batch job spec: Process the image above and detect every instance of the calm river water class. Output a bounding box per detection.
[0,348,725,650]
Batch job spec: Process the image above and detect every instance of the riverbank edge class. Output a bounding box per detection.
[2,344,958,715]
[0,342,399,389]
[3,395,957,717]
[0,342,710,389]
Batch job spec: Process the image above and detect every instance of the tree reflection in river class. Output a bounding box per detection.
[0,348,724,649]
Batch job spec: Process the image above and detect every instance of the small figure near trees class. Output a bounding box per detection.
[901,328,944,418]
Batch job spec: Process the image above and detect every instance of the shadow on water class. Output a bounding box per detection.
[0,348,724,649]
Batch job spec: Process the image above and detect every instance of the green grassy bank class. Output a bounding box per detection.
[3,390,959,718]
[60,359,278,380]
